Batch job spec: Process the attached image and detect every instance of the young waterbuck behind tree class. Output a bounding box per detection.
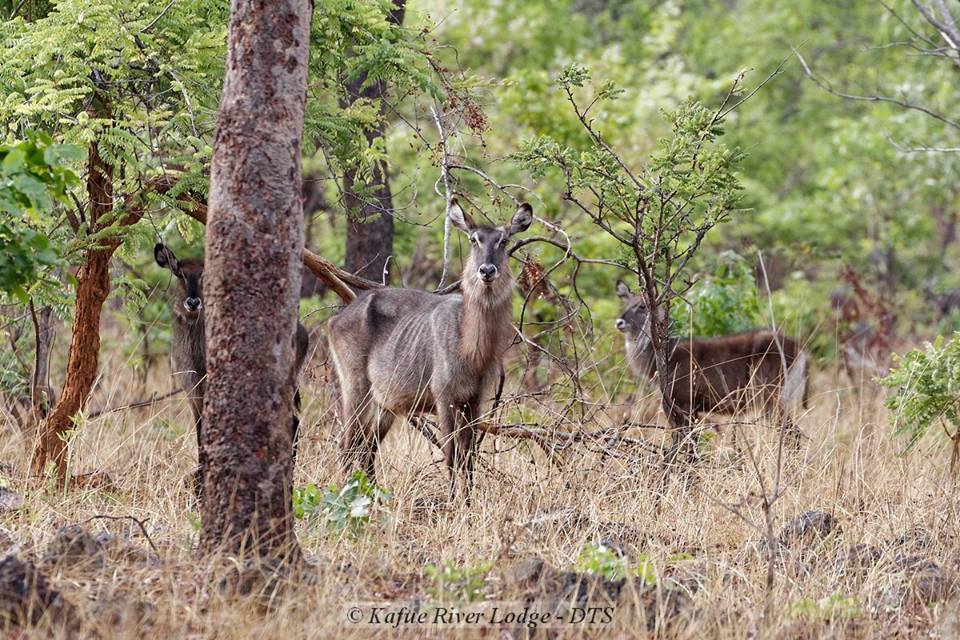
[615,280,809,446]
[327,200,533,497]
[154,244,310,492]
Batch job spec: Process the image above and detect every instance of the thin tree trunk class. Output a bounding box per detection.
[29,301,55,423]
[200,0,310,560]
[341,0,404,284]
[31,137,116,483]
[300,173,327,297]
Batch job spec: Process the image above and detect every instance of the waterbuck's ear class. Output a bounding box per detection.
[507,202,533,236]
[154,243,181,276]
[615,280,631,301]
[448,198,475,234]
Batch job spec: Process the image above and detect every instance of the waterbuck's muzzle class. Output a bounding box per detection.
[184,297,202,312]
[478,263,499,283]
[615,318,627,332]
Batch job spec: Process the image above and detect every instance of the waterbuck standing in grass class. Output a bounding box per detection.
[615,280,809,446]
[327,200,533,497]
[154,244,310,492]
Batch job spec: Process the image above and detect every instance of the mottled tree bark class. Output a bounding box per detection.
[341,0,405,284]
[200,0,311,559]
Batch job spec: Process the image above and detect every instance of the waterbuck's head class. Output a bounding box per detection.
[615,280,666,353]
[155,243,204,322]
[449,199,533,300]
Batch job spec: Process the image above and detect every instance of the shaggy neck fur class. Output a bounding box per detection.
[458,265,514,373]
[627,335,679,379]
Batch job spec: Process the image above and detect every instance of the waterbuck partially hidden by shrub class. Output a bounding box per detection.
[327,200,533,496]
[154,244,309,492]
[615,280,809,444]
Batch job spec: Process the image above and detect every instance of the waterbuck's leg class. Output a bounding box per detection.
[775,404,803,448]
[459,399,481,504]
[779,354,808,447]
[338,380,379,480]
[364,407,395,480]
[192,412,205,499]
[666,406,696,461]
[436,398,459,501]
[291,388,302,458]
[183,370,207,499]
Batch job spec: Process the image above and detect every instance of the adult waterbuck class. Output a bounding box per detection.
[154,244,310,492]
[327,200,533,497]
[615,280,809,446]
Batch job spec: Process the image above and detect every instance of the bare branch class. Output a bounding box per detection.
[793,46,960,131]
[431,104,455,289]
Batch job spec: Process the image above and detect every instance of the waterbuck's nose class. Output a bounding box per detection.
[615,318,627,332]
[478,264,499,282]
[184,297,202,311]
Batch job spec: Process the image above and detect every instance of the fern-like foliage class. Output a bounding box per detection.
[881,334,960,453]
[308,0,441,179]
[0,0,226,309]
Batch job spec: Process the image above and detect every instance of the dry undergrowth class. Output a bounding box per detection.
[0,326,958,639]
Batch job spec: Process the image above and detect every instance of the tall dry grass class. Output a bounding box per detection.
[0,316,957,639]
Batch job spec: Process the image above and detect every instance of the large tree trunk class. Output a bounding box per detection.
[30,138,117,483]
[200,0,310,559]
[341,0,404,284]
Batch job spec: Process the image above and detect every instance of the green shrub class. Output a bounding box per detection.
[576,543,655,585]
[786,594,860,620]
[673,251,761,337]
[880,333,960,452]
[425,560,492,605]
[293,470,390,537]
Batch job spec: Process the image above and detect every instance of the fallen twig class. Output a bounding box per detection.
[88,389,182,419]
[83,514,159,554]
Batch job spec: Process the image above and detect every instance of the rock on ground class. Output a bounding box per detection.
[0,554,77,634]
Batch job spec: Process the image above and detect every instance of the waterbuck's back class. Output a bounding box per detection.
[665,330,804,414]
[328,288,466,414]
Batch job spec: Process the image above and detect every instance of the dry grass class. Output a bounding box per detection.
[0,321,958,639]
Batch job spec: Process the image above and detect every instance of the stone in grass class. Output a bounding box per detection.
[889,526,938,554]
[833,543,883,576]
[878,554,958,608]
[91,596,156,631]
[777,511,840,549]
[0,527,18,556]
[0,554,78,634]
[501,555,691,631]
[754,511,841,574]
[0,487,23,513]
[42,524,106,570]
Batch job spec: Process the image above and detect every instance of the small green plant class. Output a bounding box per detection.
[673,251,761,337]
[425,560,492,605]
[293,470,390,537]
[576,543,655,585]
[292,483,323,520]
[786,594,860,620]
[880,334,960,456]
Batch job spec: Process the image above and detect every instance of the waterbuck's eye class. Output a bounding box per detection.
[470,234,479,245]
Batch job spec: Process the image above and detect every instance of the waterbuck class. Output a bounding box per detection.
[615,280,809,443]
[154,244,310,491]
[327,200,533,495]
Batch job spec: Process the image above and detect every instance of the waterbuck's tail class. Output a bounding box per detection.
[782,349,810,413]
